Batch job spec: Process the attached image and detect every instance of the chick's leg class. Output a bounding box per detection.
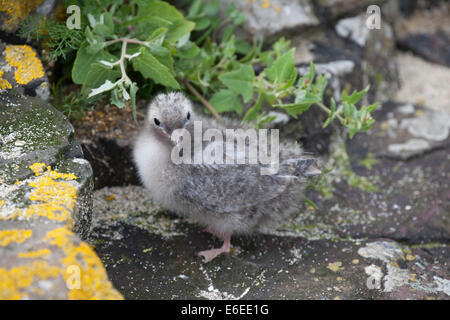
[199,232,231,263]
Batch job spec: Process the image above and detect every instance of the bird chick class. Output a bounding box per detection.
[133,92,321,262]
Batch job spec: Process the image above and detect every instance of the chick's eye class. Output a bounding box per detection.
[154,118,161,126]
[186,112,191,120]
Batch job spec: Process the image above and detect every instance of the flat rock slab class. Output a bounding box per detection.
[0,91,121,299]
[90,186,449,299]
[218,0,319,40]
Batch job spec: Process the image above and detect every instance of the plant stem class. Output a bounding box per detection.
[317,102,345,123]
[104,38,148,47]
[182,79,222,121]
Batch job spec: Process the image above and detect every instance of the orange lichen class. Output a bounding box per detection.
[18,163,78,222]
[0,70,12,90]
[5,45,44,85]
[0,260,60,300]
[44,228,123,300]
[18,248,51,259]
[0,0,44,32]
[0,229,32,247]
[1,163,122,299]
[29,163,46,176]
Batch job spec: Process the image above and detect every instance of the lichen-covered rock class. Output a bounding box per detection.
[0,0,57,33]
[0,40,50,101]
[0,90,122,299]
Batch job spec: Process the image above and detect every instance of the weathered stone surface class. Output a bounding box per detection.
[350,101,450,160]
[89,186,449,299]
[302,101,450,243]
[0,91,81,183]
[0,40,50,101]
[395,1,450,67]
[0,91,122,299]
[218,0,319,40]
[395,53,450,113]
[289,16,399,105]
[313,0,385,21]
[0,0,57,33]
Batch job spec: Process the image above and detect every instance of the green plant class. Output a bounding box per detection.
[20,0,378,138]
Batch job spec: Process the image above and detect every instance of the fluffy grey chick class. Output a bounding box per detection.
[133,92,321,262]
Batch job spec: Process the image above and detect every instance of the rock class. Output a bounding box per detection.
[218,0,319,40]
[308,101,450,243]
[352,101,450,160]
[395,2,450,67]
[0,0,57,33]
[89,186,449,299]
[0,90,122,299]
[289,14,399,105]
[313,0,385,21]
[395,52,450,113]
[0,40,50,101]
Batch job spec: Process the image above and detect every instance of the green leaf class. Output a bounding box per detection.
[275,92,320,115]
[243,92,262,121]
[176,41,200,58]
[88,80,116,98]
[72,42,117,85]
[84,27,104,54]
[167,19,195,43]
[110,86,126,108]
[132,47,180,89]
[323,98,336,128]
[219,65,254,103]
[342,85,370,105]
[308,61,316,84]
[209,90,243,115]
[82,62,121,93]
[264,48,297,83]
[146,27,168,45]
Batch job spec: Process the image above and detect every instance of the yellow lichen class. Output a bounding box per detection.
[327,262,344,272]
[0,200,4,208]
[0,229,32,247]
[18,248,51,259]
[0,0,44,31]
[5,45,44,85]
[0,260,60,300]
[1,164,122,300]
[44,228,123,300]
[406,254,415,261]
[261,0,270,9]
[29,162,46,176]
[15,163,79,222]
[0,70,12,90]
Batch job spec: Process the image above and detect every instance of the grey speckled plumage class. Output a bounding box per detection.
[133,92,320,262]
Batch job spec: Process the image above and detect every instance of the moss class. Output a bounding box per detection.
[1,164,122,300]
